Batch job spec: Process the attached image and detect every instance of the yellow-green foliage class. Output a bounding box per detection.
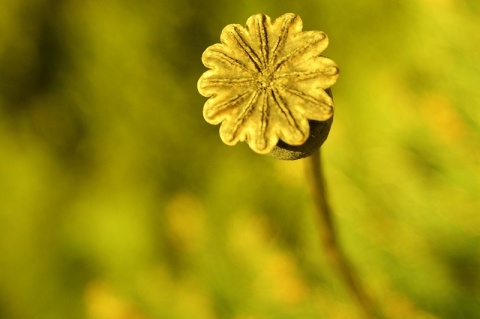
[0,1,479,318]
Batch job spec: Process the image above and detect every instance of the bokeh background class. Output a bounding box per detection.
[1,0,479,318]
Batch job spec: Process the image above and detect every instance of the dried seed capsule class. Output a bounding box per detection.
[198,13,339,159]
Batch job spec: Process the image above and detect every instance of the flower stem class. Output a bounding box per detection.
[305,149,383,319]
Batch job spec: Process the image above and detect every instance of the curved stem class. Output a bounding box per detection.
[305,149,383,319]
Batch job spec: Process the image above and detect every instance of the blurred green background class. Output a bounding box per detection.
[1,0,479,318]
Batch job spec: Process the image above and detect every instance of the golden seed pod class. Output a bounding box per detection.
[198,13,339,160]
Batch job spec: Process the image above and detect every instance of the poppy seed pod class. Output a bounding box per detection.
[198,13,339,160]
